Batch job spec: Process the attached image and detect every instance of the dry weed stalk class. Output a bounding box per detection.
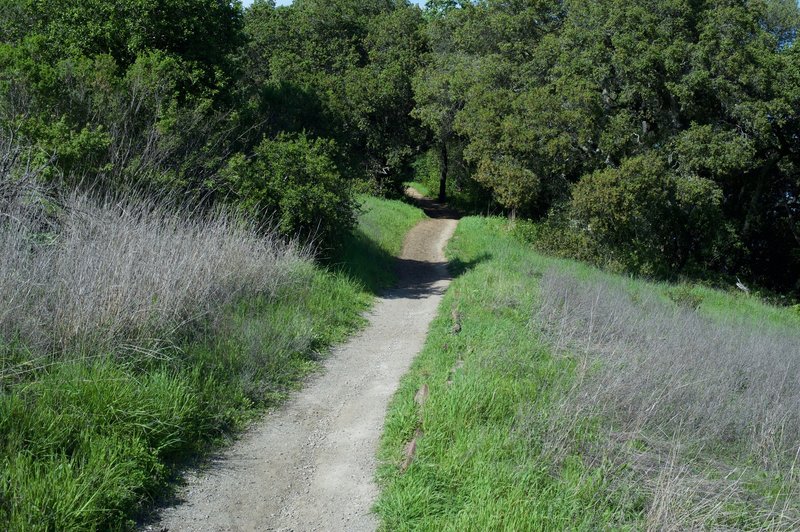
[0,139,309,380]
[534,270,800,528]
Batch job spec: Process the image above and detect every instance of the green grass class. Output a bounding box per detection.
[334,195,426,293]
[404,181,432,198]
[376,216,800,530]
[0,196,424,531]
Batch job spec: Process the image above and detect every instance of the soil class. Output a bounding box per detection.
[146,194,458,531]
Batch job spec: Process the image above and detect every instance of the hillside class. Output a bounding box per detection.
[378,216,800,530]
[2,0,800,529]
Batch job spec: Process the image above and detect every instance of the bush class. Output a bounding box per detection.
[473,155,540,216]
[569,153,734,278]
[223,133,356,248]
[514,214,611,271]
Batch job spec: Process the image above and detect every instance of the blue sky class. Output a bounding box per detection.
[242,0,427,6]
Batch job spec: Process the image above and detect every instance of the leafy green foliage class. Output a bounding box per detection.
[414,0,800,294]
[1,0,243,85]
[2,0,428,249]
[570,154,733,277]
[242,0,427,192]
[224,134,356,246]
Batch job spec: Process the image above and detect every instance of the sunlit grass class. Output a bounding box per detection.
[0,185,424,530]
[377,216,800,531]
[333,194,426,293]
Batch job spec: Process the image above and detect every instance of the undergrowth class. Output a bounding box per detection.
[0,167,423,530]
[376,216,800,531]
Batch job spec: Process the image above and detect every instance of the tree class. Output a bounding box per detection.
[222,133,356,246]
[243,0,427,191]
[570,153,732,277]
[423,0,800,292]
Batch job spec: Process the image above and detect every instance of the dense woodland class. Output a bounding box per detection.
[2,0,800,295]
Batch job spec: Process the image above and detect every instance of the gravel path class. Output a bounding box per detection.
[148,207,458,531]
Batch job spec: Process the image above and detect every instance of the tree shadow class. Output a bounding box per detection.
[448,253,492,278]
[406,193,462,220]
[330,223,490,300]
[403,192,462,220]
[328,229,398,295]
[380,252,491,301]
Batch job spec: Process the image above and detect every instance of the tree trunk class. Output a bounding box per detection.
[438,142,448,203]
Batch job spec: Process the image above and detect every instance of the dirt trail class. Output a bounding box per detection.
[148,202,458,531]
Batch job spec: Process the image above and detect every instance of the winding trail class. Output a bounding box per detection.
[149,196,458,531]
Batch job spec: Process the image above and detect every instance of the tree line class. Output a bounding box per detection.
[2,0,799,295]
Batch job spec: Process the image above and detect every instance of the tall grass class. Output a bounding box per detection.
[535,270,800,528]
[0,142,322,529]
[1,166,306,372]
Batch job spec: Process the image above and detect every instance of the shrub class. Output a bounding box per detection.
[515,212,611,271]
[223,133,356,248]
[569,153,734,278]
[473,155,540,217]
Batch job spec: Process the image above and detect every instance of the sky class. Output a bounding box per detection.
[242,0,427,6]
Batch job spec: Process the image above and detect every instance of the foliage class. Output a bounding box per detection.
[3,0,800,291]
[1,0,428,249]
[223,134,356,246]
[569,153,733,277]
[413,0,800,294]
[242,0,427,192]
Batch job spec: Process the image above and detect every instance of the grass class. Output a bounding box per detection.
[376,216,800,530]
[334,194,426,293]
[404,181,432,198]
[0,163,424,530]
[1,192,306,358]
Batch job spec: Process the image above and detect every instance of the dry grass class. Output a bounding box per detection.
[535,269,800,529]
[0,141,308,374]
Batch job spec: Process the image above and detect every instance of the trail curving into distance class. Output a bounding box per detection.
[148,194,458,531]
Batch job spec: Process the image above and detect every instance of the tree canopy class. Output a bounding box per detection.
[1,0,799,292]
[416,0,800,294]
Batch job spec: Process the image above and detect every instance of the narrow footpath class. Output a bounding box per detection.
[149,196,458,531]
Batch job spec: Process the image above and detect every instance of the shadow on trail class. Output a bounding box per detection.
[383,253,491,301]
[333,189,483,300]
[404,191,462,220]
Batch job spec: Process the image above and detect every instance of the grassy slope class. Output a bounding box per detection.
[0,196,423,531]
[336,195,426,293]
[376,216,800,531]
[404,181,432,198]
